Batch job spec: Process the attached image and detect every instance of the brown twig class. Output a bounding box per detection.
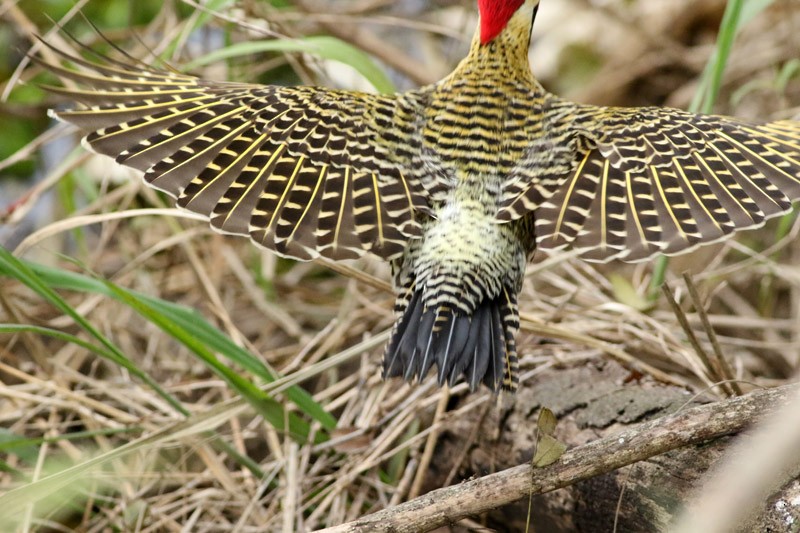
[673,383,800,533]
[662,282,726,391]
[318,384,798,533]
[408,387,449,499]
[682,273,743,396]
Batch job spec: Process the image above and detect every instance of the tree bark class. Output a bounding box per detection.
[321,362,800,532]
[432,361,800,532]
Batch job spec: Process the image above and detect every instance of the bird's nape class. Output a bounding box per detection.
[478,0,539,44]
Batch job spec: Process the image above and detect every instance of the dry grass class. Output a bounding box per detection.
[1,0,799,531]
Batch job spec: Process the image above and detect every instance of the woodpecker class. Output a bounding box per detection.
[38,0,800,392]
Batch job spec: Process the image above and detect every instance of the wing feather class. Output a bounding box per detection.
[500,98,800,263]
[41,40,429,261]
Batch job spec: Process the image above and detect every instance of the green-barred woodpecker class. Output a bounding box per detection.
[38,0,800,392]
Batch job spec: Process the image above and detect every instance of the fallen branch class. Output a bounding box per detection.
[319,384,798,533]
[674,383,800,533]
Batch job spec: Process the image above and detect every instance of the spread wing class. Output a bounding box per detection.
[36,40,430,261]
[499,97,800,262]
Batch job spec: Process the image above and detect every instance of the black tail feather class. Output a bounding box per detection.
[384,289,423,379]
[485,304,505,389]
[383,289,520,392]
[415,309,437,380]
[463,303,490,390]
[436,310,470,386]
[443,310,476,386]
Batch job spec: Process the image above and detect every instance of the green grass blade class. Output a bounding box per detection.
[0,322,266,475]
[101,280,314,440]
[0,324,303,440]
[160,0,237,59]
[0,427,139,457]
[0,247,186,415]
[22,260,336,431]
[183,36,396,93]
[0,324,130,361]
[650,0,775,299]
[0,394,260,514]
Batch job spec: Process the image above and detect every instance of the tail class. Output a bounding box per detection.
[383,287,520,392]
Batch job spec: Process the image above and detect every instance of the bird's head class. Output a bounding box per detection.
[478,0,540,45]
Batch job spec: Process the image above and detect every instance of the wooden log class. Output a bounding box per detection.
[321,362,800,532]
[433,361,800,532]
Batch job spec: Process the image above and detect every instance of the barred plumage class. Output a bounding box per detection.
[38,0,800,392]
[39,44,432,261]
[499,106,800,262]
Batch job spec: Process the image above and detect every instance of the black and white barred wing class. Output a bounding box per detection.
[499,101,800,263]
[39,45,428,261]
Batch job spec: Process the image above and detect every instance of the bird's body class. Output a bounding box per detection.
[38,0,800,391]
[384,5,543,389]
